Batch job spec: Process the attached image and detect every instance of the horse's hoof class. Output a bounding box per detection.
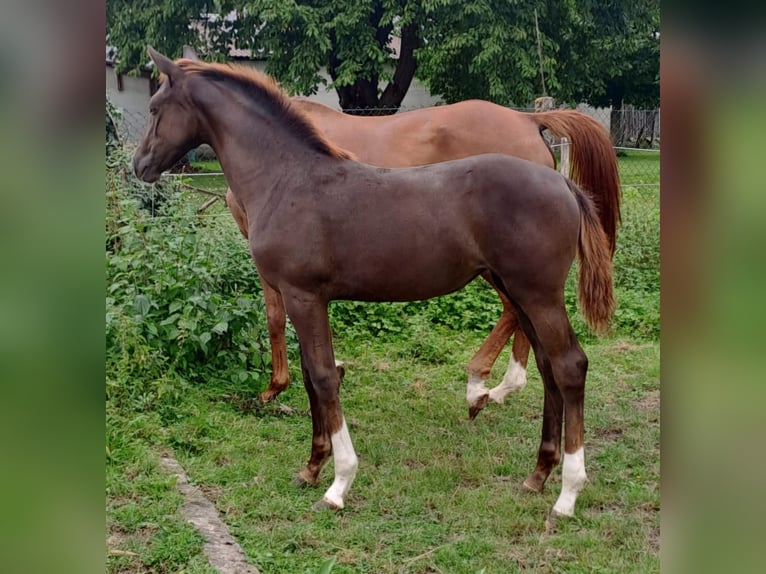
[260,391,275,404]
[522,475,545,493]
[293,472,317,488]
[313,497,342,511]
[468,394,490,421]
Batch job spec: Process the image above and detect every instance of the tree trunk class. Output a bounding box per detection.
[378,23,420,112]
[328,3,419,116]
[335,79,384,114]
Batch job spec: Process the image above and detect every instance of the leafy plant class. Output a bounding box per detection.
[106,146,278,411]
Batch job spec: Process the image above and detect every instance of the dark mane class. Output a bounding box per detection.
[175,59,355,160]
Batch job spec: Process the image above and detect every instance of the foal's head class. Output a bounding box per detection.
[133,47,356,183]
[133,47,203,183]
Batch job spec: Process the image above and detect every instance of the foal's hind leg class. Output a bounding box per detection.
[521,354,563,493]
[515,302,589,518]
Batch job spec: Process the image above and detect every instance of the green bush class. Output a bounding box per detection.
[106,147,277,409]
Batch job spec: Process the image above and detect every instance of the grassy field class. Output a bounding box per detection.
[106,147,659,573]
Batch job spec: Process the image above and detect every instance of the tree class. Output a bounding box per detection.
[106,0,659,117]
[107,1,235,76]
[107,0,421,113]
[232,1,421,113]
[415,0,565,106]
[555,0,660,143]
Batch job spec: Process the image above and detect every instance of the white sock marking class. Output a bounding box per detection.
[488,357,527,403]
[466,374,489,407]
[322,418,358,509]
[552,447,587,517]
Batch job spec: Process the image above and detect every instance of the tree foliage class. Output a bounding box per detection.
[106,0,659,110]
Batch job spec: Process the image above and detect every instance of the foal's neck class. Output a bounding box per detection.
[197,85,323,203]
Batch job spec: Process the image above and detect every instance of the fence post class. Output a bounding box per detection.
[559,137,570,177]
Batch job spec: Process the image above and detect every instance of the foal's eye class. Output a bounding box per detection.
[149,107,158,116]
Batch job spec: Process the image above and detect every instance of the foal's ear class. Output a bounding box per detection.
[147,46,183,84]
[182,45,200,61]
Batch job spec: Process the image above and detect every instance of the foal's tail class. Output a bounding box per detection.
[532,110,622,255]
[567,179,615,334]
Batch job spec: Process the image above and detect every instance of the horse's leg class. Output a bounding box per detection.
[258,277,291,403]
[226,190,293,403]
[521,353,563,493]
[466,273,517,419]
[282,291,358,510]
[488,331,531,404]
[258,280,345,403]
[514,300,588,518]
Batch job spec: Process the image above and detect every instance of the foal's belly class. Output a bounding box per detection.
[332,264,482,303]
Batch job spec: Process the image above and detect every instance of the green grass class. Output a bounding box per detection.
[616,149,660,188]
[107,331,659,573]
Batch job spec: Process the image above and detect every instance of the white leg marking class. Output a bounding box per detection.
[334,360,344,368]
[322,418,358,509]
[552,447,587,517]
[466,374,490,407]
[488,357,528,403]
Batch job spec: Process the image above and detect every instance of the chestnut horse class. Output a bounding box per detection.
[223,90,620,416]
[134,48,614,517]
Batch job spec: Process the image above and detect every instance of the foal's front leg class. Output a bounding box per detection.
[282,291,358,510]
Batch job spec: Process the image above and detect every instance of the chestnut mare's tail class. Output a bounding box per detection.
[567,179,615,334]
[532,110,622,255]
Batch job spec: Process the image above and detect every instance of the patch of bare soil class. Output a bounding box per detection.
[635,389,660,412]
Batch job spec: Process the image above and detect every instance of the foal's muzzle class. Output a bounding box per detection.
[132,153,160,183]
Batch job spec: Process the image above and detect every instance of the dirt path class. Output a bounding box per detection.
[159,454,260,574]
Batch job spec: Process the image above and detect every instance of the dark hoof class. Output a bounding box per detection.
[522,474,545,493]
[468,394,490,421]
[292,472,317,488]
[312,498,342,511]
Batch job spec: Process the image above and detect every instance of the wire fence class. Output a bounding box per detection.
[115,103,659,149]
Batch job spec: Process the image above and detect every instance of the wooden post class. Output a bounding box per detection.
[534,96,555,112]
[560,136,570,178]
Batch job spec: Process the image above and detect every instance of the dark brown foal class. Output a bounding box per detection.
[133,48,614,518]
